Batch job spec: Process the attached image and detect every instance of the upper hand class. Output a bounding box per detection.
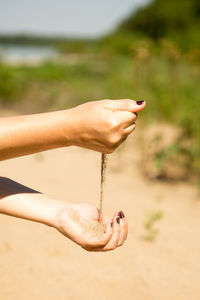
[65,99,146,153]
[55,203,128,252]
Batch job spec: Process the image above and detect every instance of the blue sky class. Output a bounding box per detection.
[0,0,149,37]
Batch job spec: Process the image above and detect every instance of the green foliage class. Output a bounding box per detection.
[118,0,200,50]
[58,40,97,54]
[98,32,145,56]
[0,63,24,102]
[142,211,163,242]
[0,44,200,178]
[0,0,200,180]
[0,34,95,48]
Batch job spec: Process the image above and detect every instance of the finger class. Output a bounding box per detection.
[118,217,128,246]
[103,216,121,251]
[123,123,136,135]
[105,99,146,113]
[114,111,138,129]
[87,217,128,252]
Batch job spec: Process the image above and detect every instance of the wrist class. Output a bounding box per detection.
[50,109,74,148]
[42,198,68,228]
[57,107,86,148]
[60,108,82,148]
[52,202,74,237]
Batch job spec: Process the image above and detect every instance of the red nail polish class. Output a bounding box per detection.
[118,211,125,218]
[136,100,145,105]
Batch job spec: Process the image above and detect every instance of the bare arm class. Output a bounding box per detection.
[0,99,145,160]
[0,110,70,160]
[0,176,63,226]
[0,177,128,252]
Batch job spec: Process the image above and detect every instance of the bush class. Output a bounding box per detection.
[118,0,200,50]
[0,63,23,102]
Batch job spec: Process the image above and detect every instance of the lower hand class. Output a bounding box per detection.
[55,203,128,252]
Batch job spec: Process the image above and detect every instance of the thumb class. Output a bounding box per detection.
[105,99,146,113]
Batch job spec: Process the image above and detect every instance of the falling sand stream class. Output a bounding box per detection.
[99,153,107,222]
[87,153,107,236]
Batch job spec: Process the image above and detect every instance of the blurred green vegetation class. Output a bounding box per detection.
[0,0,200,180]
[0,44,199,178]
[119,0,200,51]
[142,210,163,242]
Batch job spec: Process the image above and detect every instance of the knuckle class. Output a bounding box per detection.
[82,245,93,251]
[81,242,90,249]
[123,218,128,225]
[121,224,126,232]
[128,124,136,133]
[108,135,120,146]
[108,245,117,251]
[82,239,96,249]
[85,247,99,252]
[107,117,119,130]
[109,247,115,251]
[132,126,136,133]
[107,134,122,149]
[104,134,123,153]
[133,112,138,121]
[97,240,107,247]
[121,220,128,229]
[116,224,121,232]
[104,142,116,153]
[118,241,124,247]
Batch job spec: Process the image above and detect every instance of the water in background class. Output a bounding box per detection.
[0,44,57,64]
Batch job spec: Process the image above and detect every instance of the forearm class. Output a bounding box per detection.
[0,99,145,160]
[0,177,65,227]
[0,110,71,160]
[0,176,128,252]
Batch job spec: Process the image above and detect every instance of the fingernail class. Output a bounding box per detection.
[116,217,120,224]
[118,211,125,218]
[136,100,145,105]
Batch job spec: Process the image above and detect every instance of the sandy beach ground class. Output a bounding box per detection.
[0,130,200,300]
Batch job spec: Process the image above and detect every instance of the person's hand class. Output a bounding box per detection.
[55,203,128,252]
[66,99,146,153]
